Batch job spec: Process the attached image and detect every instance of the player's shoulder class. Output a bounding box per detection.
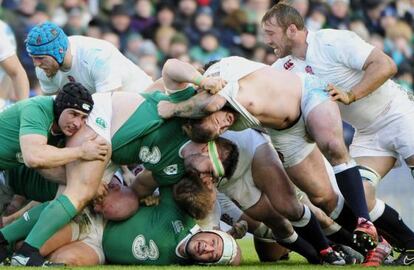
[314,29,359,46]
[71,36,115,58]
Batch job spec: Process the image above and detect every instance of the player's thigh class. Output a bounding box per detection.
[285,147,338,212]
[48,241,101,266]
[252,144,302,216]
[306,101,348,162]
[245,194,293,236]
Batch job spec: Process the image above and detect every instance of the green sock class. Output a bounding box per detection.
[1,202,49,244]
[25,195,77,249]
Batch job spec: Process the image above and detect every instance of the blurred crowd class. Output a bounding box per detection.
[0,0,413,95]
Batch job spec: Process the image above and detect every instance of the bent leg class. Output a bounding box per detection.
[307,101,371,221]
[285,147,338,214]
[17,126,110,264]
[251,143,303,220]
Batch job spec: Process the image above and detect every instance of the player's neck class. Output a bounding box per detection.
[292,29,308,60]
[60,50,72,72]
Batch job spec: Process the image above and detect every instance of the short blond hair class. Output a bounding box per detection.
[261,3,305,30]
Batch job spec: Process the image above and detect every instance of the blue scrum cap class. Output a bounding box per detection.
[26,21,69,65]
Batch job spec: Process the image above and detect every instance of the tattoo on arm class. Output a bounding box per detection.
[173,92,225,118]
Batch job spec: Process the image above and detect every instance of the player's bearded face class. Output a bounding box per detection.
[263,21,293,59]
[31,55,60,77]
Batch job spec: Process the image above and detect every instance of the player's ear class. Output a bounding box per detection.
[286,24,297,38]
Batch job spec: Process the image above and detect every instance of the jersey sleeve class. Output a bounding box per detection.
[168,86,197,103]
[91,51,122,92]
[325,31,374,71]
[19,105,51,137]
[0,23,15,61]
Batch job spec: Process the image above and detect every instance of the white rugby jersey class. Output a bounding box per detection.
[0,20,16,82]
[37,36,153,95]
[272,29,398,130]
[220,129,269,185]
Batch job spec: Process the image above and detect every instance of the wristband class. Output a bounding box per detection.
[192,75,203,86]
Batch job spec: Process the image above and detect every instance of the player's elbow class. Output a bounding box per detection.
[162,59,180,75]
[387,59,398,77]
[23,154,45,169]
[204,96,226,113]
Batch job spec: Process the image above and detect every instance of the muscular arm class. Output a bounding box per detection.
[20,133,108,169]
[162,58,203,91]
[169,91,227,118]
[1,54,29,100]
[350,48,397,101]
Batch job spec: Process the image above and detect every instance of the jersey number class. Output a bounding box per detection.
[132,235,159,261]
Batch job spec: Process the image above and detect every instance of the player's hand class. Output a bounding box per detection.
[325,84,355,105]
[200,77,227,94]
[140,195,160,206]
[227,220,248,239]
[157,100,176,119]
[80,135,109,161]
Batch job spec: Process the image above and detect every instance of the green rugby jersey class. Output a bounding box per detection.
[0,96,56,169]
[111,88,196,186]
[103,187,196,265]
[6,165,58,202]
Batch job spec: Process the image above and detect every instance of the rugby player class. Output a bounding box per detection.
[157,57,378,254]
[262,3,414,265]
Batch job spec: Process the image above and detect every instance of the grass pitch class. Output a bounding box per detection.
[8,238,408,269]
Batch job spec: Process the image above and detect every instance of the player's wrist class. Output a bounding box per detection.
[347,91,356,104]
[191,74,204,87]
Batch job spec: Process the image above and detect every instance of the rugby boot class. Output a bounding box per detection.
[353,217,378,253]
[320,247,346,265]
[11,251,44,266]
[391,249,414,266]
[332,244,364,264]
[362,236,392,267]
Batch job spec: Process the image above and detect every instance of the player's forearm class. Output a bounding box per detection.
[163,58,203,85]
[172,92,226,118]
[351,55,397,101]
[11,66,30,100]
[24,145,83,169]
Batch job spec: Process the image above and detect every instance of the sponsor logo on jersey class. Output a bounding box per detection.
[283,59,294,70]
[16,152,24,163]
[305,65,314,74]
[95,117,107,129]
[163,164,178,175]
[132,235,159,261]
[172,220,184,234]
[139,146,161,164]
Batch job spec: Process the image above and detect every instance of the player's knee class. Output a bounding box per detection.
[66,126,97,147]
[322,139,348,162]
[309,193,336,210]
[279,202,304,221]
